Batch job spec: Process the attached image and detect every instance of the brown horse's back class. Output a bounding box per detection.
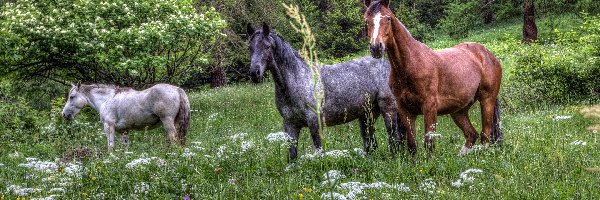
[454,42,502,99]
[434,42,502,108]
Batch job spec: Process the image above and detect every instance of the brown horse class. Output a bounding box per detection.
[363,0,503,158]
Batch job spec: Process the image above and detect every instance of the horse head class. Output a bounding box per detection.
[363,0,393,59]
[247,23,276,83]
[62,83,88,120]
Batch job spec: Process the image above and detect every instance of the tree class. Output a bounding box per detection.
[522,0,538,44]
[0,0,226,86]
[482,0,495,24]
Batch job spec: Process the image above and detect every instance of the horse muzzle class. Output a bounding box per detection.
[62,112,74,121]
[249,67,265,83]
[369,43,384,59]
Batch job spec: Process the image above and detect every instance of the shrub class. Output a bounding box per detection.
[505,13,599,105]
[0,0,226,86]
[438,0,481,38]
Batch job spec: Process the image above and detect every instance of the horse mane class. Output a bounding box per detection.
[79,84,132,94]
[250,30,308,70]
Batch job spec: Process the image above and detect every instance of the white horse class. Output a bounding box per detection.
[62,83,190,151]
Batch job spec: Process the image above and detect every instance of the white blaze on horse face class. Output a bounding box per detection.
[370,12,382,45]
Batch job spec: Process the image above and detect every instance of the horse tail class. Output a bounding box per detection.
[177,88,191,145]
[491,99,503,144]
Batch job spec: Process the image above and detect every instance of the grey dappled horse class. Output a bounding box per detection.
[247,24,406,160]
[62,83,190,151]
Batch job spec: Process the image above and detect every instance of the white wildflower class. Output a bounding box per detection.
[217,145,227,158]
[9,151,22,158]
[228,178,236,185]
[324,150,350,158]
[392,183,411,192]
[207,113,219,121]
[64,163,83,177]
[266,132,291,143]
[124,151,134,154]
[321,192,348,200]
[182,148,196,158]
[284,163,296,172]
[241,141,255,152]
[19,160,58,173]
[553,115,572,121]
[125,157,152,169]
[49,188,65,193]
[57,177,72,187]
[419,178,436,194]
[451,180,463,187]
[26,157,39,162]
[452,169,483,188]
[0,163,4,167]
[571,140,587,146]
[192,145,205,150]
[134,182,150,195]
[353,148,366,157]
[323,170,346,180]
[460,169,483,183]
[329,180,410,200]
[7,185,41,196]
[30,195,59,200]
[301,153,318,160]
[229,133,248,140]
[191,141,202,145]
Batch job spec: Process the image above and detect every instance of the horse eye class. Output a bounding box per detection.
[387,17,391,22]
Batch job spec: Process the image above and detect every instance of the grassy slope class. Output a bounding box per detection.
[1,14,599,199]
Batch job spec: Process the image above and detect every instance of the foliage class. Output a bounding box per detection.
[503,13,599,105]
[391,2,434,41]
[438,0,481,38]
[0,81,44,143]
[0,0,226,86]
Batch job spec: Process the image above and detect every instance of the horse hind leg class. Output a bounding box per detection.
[451,109,478,156]
[160,116,178,145]
[359,116,378,154]
[121,131,130,150]
[479,97,498,145]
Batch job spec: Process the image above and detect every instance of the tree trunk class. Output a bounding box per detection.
[522,0,538,44]
[210,67,226,88]
[482,0,494,24]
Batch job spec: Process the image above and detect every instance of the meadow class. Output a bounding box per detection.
[1,14,599,199]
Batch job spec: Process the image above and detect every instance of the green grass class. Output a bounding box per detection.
[1,13,599,200]
[1,82,599,199]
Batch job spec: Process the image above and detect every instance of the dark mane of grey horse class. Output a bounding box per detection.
[249,28,405,160]
[74,84,132,94]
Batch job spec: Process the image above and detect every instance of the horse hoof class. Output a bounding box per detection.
[457,146,470,156]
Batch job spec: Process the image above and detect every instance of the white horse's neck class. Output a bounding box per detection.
[84,87,116,112]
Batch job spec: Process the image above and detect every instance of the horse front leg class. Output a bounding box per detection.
[285,122,300,162]
[307,116,323,154]
[103,123,116,152]
[423,98,438,158]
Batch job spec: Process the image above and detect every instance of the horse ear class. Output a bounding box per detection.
[76,82,81,89]
[363,0,372,7]
[246,23,255,36]
[262,22,270,36]
[381,0,390,7]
